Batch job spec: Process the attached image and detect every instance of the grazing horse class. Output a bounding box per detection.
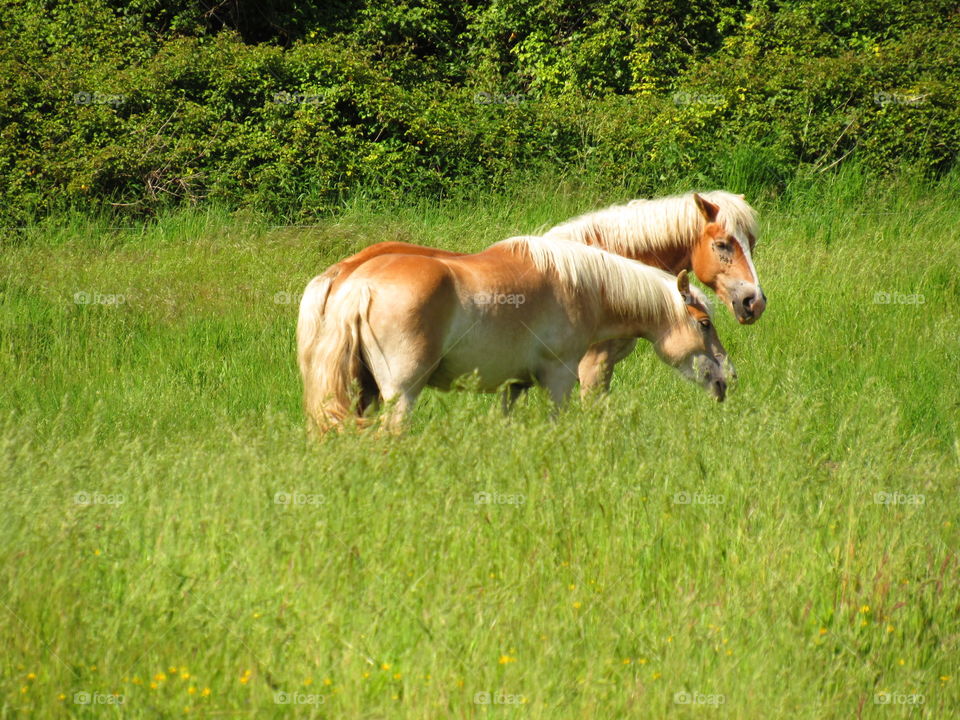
[545,191,763,393]
[298,237,730,432]
[299,191,762,395]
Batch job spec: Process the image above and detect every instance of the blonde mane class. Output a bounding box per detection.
[496,235,702,325]
[543,190,760,254]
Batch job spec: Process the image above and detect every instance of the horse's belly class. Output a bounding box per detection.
[429,357,534,391]
[429,334,538,391]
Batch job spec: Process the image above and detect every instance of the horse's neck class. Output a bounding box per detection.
[630,244,692,274]
[584,283,672,346]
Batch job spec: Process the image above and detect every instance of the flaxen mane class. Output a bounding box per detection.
[543,190,759,254]
[496,236,707,324]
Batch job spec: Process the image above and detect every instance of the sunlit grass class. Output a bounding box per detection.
[1,171,958,718]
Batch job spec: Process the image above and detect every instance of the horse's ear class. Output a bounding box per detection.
[693,193,720,222]
[677,269,693,304]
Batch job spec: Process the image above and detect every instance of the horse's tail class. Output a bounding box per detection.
[314,265,345,317]
[297,277,371,433]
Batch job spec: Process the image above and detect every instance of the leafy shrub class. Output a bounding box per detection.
[0,0,957,226]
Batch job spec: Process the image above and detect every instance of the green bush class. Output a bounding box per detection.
[0,0,957,226]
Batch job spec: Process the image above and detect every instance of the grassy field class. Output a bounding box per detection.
[1,170,958,718]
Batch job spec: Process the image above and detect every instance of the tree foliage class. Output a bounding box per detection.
[1,0,957,223]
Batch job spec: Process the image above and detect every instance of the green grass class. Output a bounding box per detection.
[1,171,959,718]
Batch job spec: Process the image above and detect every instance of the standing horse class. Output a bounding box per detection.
[298,190,762,395]
[299,237,730,432]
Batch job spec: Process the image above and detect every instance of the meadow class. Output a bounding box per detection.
[1,169,958,718]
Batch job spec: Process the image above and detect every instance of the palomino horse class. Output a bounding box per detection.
[299,191,762,396]
[298,237,730,432]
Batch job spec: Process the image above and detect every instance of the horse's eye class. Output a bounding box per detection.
[715,241,732,253]
[699,319,711,330]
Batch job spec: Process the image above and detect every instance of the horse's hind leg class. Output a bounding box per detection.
[369,354,437,433]
[357,360,381,417]
[378,382,428,433]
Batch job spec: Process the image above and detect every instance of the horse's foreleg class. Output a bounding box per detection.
[539,363,579,414]
[500,383,530,415]
[578,339,639,397]
[578,345,614,398]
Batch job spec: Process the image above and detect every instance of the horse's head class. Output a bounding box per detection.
[690,193,766,325]
[653,270,732,402]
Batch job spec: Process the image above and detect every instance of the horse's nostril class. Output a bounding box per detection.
[743,293,756,311]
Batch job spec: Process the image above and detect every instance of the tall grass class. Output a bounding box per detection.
[1,169,958,718]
